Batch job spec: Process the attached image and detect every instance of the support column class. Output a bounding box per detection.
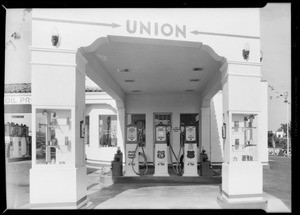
[217,62,268,210]
[201,99,211,157]
[29,48,88,209]
[116,101,126,171]
[260,81,269,169]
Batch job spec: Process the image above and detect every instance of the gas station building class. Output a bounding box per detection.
[5,8,270,209]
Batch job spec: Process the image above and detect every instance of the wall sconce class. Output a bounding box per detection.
[222,123,226,139]
[51,27,60,47]
[80,120,85,138]
[242,43,250,60]
[260,50,263,62]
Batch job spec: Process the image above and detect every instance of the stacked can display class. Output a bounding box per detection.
[5,122,30,158]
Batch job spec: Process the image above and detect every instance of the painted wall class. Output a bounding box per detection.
[212,82,268,166]
[5,9,32,84]
[210,91,224,164]
[260,81,269,165]
[31,8,261,63]
[84,103,121,165]
[125,93,202,163]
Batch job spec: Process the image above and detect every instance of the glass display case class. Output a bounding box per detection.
[99,115,118,147]
[35,109,72,165]
[127,114,146,147]
[231,113,258,162]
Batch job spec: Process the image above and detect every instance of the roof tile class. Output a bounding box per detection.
[5,83,102,93]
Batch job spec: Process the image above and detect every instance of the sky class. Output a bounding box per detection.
[5,4,291,132]
[260,3,291,132]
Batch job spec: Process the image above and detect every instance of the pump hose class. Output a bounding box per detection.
[130,141,148,176]
[176,146,184,175]
[169,144,183,176]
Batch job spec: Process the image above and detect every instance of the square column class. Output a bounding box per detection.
[201,100,211,157]
[29,48,88,209]
[116,102,126,169]
[217,62,268,210]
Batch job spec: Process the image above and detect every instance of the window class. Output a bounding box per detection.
[99,115,117,147]
[35,109,72,165]
[127,114,146,147]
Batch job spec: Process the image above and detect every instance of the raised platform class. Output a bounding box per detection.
[217,195,268,210]
[112,175,222,184]
[99,164,221,185]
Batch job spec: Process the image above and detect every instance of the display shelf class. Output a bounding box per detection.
[35,108,72,166]
[39,123,69,127]
[230,113,258,162]
[231,144,257,147]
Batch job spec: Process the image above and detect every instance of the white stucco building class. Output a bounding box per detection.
[5,8,271,210]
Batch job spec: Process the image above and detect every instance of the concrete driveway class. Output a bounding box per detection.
[4,155,291,212]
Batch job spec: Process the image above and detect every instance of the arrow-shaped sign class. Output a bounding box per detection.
[191,30,200,35]
[191,30,259,39]
[33,17,121,28]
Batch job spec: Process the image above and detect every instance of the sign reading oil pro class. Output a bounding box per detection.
[154,125,169,177]
[125,125,139,176]
[183,125,198,176]
[4,96,31,105]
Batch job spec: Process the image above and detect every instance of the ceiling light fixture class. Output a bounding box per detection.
[193,67,202,71]
[189,79,200,82]
[132,90,141,93]
[125,80,135,82]
[185,90,195,92]
[117,69,130,72]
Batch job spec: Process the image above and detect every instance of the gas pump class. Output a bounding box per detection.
[182,123,198,176]
[125,124,139,176]
[11,123,23,157]
[154,122,169,177]
[20,124,27,156]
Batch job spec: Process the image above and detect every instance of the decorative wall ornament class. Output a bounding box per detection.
[260,50,263,62]
[51,27,60,47]
[242,43,250,60]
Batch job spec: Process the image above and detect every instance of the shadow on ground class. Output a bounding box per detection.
[89,182,222,208]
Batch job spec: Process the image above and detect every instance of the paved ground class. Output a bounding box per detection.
[3,155,291,211]
[263,155,291,210]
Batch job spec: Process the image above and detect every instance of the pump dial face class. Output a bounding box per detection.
[156,126,166,142]
[127,126,137,142]
[186,126,196,142]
